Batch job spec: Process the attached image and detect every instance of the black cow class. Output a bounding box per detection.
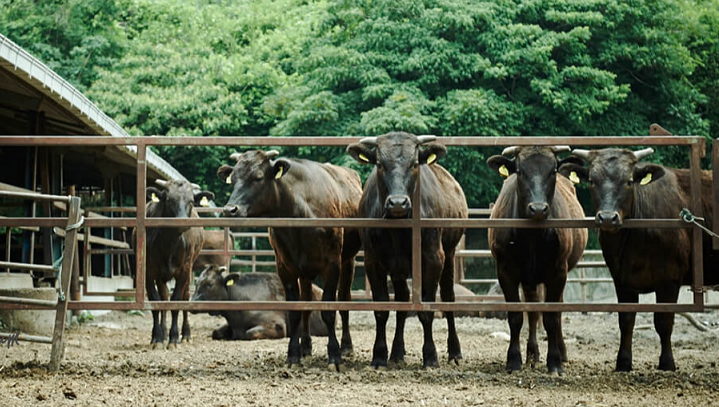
[138,179,214,349]
[218,150,362,371]
[487,146,588,373]
[559,147,719,371]
[347,132,468,368]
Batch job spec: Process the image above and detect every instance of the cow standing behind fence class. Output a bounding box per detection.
[135,179,215,349]
[347,132,468,369]
[559,148,719,371]
[487,146,588,373]
[218,150,362,371]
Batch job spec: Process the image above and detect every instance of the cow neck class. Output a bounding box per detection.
[274,175,313,218]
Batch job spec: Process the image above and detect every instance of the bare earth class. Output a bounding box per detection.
[2,309,719,406]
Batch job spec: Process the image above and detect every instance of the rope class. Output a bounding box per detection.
[65,215,84,231]
[679,208,719,239]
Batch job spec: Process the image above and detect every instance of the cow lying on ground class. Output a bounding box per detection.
[559,147,719,371]
[218,150,362,371]
[137,179,214,349]
[191,265,328,340]
[488,146,588,373]
[347,132,468,368]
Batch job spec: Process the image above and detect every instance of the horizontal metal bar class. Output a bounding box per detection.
[0,261,56,272]
[144,218,415,228]
[0,295,57,307]
[0,190,71,204]
[81,291,136,297]
[0,218,68,227]
[88,249,134,255]
[468,208,492,216]
[0,332,52,344]
[575,261,608,268]
[461,278,614,285]
[421,218,688,229]
[0,136,704,147]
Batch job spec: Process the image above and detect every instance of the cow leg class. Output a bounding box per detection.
[498,268,522,372]
[299,278,313,358]
[280,272,302,367]
[242,323,287,340]
[181,278,191,343]
[212,323,233,340]
[522,284,541,367]
[543,276,566,374]
[157,281,170,345]
[615,287,639,372]
[338,257,354,355]
[321,265,344,371]
[440,248,462,365]
[146,279,164,348]
[167,279,184,349]
[419,248,443,369]
[655,284,679,371]
[557,287,567,363]
[389,277,409,364]
[367,260,390,368]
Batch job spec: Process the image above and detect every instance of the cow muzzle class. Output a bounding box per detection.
[223,204,242,217]
[527,202,549,220]
[595,211,622,231]
[384,195,411,218]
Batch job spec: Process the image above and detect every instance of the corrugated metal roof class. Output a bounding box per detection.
[0,33,187,182]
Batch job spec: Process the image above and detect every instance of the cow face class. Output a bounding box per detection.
[347,132,446,218]
[487,146,574,220]
[146,179,214,219]
[191,265,236,315]
[558,148,665,232]
[217,150,291,218]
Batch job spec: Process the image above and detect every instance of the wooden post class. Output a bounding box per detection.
[39,147,54,266]
[5,227,10,273]
[48,196,82,372]
[68,185,81,316]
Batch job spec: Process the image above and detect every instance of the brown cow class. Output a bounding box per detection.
[218,150,362,371]
[193,230,226,271]
[559,147,719,371]
[137,179,214,349]
[487,146,588,373]
[347,132,468,369]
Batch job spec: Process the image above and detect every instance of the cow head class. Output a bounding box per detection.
[191,265,235,315]
[347,132,446,218]
[146,179,214,219]
[217,150,291,218]
[487,146,576,220]
[558,148,665,232]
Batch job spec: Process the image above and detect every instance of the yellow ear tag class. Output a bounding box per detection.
[275,166,284,179]
[226,279,234,287]
[151,193,160,203]
[225,175,232,184]
[199,196,210,207]
[358,153,369,163]
[499,165,509,178]
[640,173,652,186]
[569,171,580,184]
[426,153,437,165]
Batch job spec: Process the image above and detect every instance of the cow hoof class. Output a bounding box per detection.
[548,371,560,377]
[449,357,462,366]
[327,363,346,373]
[166,343,178,350]
[181,337,192,344]
[289,363,303,371]
[151,342,162,350]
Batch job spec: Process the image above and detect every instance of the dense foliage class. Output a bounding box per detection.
[2,0,719,208]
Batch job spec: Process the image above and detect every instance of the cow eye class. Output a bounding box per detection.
[626,179,634,186]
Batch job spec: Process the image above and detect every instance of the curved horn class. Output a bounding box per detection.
[155,179,168,188]
[571,149,591,160]
[190,183,201,190]
[416,135,436,144]
[359,137,377,146]
[552,145,571,154]
[265,150,280,160]
[230,152,242,162]
[633,148,654,160]
[502,146,520,157]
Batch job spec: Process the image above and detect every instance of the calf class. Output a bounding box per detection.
[487,146,588,373]
[193,230,226,271]
[218,150,362,370]
[138,179,214,349]
[347,132,468,368]
[560,147,719,371]
[191,265,328,340]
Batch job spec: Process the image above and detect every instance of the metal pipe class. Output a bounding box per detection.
[0,261,56,272]
[0,190,71,203]
[0,332,52,344]
[0,295,57,307]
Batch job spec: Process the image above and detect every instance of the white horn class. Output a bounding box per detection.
[552,145,571,154]
[571,149,591,160]
[191,183,201,190]
[416,135,436,144]
[155,179,168,188]
[502,146,520,157]
[633,148,654,160]
[230,152,242,162]
[359,137,377,146]
[265,150,280,159]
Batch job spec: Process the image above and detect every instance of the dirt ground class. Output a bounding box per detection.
[2,309,719,407]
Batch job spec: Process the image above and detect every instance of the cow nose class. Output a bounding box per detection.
[223,205,240,217]
[527,202,549,220]
[384,195,411,217]
[596,211,622,230]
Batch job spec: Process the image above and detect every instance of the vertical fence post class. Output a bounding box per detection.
[411,168,422,304]
[4,227,10,273]
[48,196,81,372]
[135,143,146,309]
[69,185,81,316]
[251,234,257,273]
[690,141,704,309]
[224,227,230,271]
[83,227,91,295]
[713,141,719,250]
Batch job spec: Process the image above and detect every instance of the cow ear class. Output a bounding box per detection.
[217,165,234,185]
[486,156,516,178]
[558,163,588,184]
[223,273,241,287]
[146,187,165,203]
[419,143,447,165]
[194,190,215,207]
[633,164,665,186]
[272,159,291,180]
[346,143,376,165]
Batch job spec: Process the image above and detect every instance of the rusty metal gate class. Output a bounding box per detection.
[0,134,714,370]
